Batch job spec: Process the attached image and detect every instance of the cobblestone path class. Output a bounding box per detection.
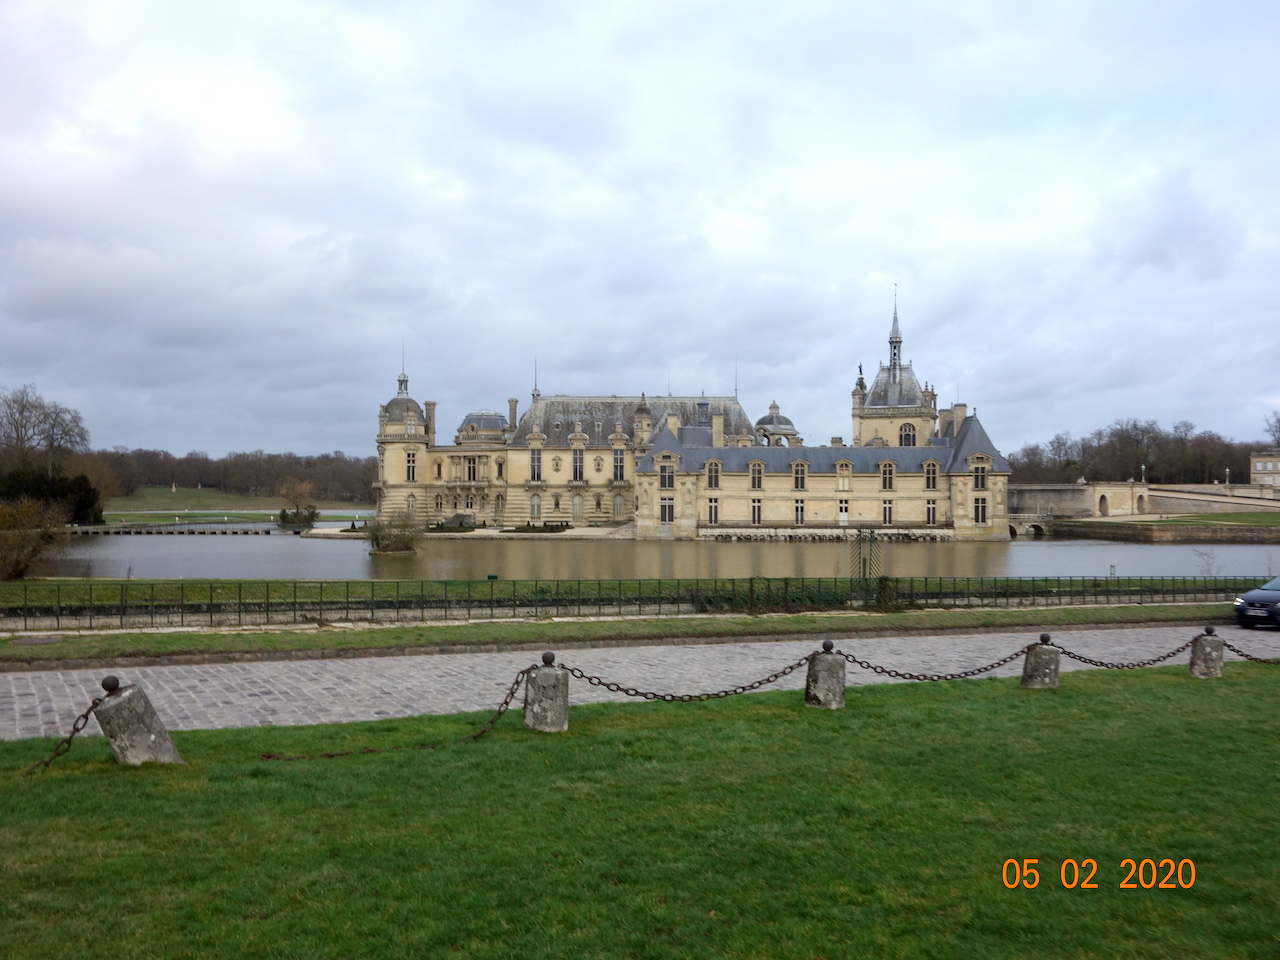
[3,625,1276,741]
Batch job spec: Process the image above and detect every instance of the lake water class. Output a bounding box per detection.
[36,528,1280,581]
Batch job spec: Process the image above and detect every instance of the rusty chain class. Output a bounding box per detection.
[1220,639,1280,665]
[259,665,536,762]
[1057,637,1197,669]
[557,652,817,702]
[22,696,104,777]
[838,644,1039,681]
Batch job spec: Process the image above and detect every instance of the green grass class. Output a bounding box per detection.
[0,603,1232,664]
[3,665,1277,958]
[1134,512,1280,526]
[102,486,371,517]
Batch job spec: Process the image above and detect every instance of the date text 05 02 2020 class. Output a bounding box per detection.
[1002,859,1197,890]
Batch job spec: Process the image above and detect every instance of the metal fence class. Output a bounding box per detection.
[0,575,1258,631]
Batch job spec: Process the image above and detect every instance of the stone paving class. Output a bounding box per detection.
[2,625,1276,742]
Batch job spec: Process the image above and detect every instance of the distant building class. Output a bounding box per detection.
[374,307,1011,541]
[1251,450,1280,487]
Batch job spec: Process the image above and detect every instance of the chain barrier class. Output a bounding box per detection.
[22,696,104,777]
[558,653,817,702]
[1057,638,1197,669]
[259,665,536,762]
[838,644,1039,681]
[1220,639,1280,665]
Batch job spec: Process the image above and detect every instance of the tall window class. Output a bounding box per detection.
[465,494,474,509]
[659,464,674,489]
[926,499,937,525]
[496,494,504,512]
[530,494,541,518]
[496,460,504,480]
[613,449,625,482]
[750,462,763,489]
[435,460,442,479]
[837,463,851,491]
[434,494,442,510]
[572,449,584,482]
[660,498,675,522]
[573,494,583,517]
[405,451,416,482]
[794,499,805,525]
[378,448,385,481]
[882,499,893,525]
[530,449,542,481]
[880,462,895,491]
[899,423,916,447]
[466,456,477,481]
[613,494,624,516]
[751,498,762,525]
[925,462,938,490]
[707,461,720,489]
[973,465,988,490]
[793,462,807,490]
[839,499,849,524]
[406,494,416,514]
[708,498,719,525]
[974,497,988,523]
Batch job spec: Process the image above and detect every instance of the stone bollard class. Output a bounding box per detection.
[524,652,569,733]
[92,676,185,765]
[1021,634,1060,689]
[805,640,846,709]
[1188,626,1224,679]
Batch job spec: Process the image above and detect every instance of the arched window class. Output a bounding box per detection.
[899,424,916,447]
[750,462,764,490]
[613,494,625,516]
[836,462,851,491]
[496,494,505,511]
[406,494,416,513]
[434,494,443,510]
[572,494,583,517]
[530,494,542,518]
[925,462,938,491]
[706,461,721,489]
[880,462,895,491]
[793,461,807,490]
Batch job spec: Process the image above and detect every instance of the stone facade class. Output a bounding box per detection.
[1250,450,1280,488]
[374,311,1012,541]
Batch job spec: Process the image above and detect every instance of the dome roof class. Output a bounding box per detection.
[755,401,796,431]
[383,395,423,423]
[457,410,509,432]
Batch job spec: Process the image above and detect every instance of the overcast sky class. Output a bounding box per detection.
[2,0,1278,460]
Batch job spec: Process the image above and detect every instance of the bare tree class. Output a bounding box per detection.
[0,384,90,474]
[1265,411,1280,447]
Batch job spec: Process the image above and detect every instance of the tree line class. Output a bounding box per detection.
[1008,416,1280,485]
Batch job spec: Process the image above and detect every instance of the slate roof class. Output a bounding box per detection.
[638,416,1009,475]
[382,396,423,423]
[865,362,925,407]
[457,410,509,431]
[509,395,757,448]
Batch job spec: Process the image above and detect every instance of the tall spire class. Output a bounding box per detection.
[888,285,902,369]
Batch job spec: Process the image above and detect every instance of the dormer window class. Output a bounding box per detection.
[792,461,807,490]
[659,464,675,489]
[836,461,852,492]
[880,461,895,491]
[750,461,764,490]
[925,461,938,490]
[973,464,988,490]
[706,461,721,489]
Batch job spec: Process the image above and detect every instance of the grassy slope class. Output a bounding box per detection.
[1133,512,1280,526]
[0,603,1232,664]
[103,486,370,515]
[3,665,1277,959]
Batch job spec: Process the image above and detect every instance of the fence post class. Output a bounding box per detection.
[1021,634,1060,689]
[805,640,846,709]
[524,652,569,732]
[93,676,184,766]
[1188,626,1224,679]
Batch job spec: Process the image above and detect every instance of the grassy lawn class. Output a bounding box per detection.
[1134,512,1280,526]
[102,486,371,517]
[3,664,1277,959]
[0,603,1232,664]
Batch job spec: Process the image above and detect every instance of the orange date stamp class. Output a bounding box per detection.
[1002,858,1196,889]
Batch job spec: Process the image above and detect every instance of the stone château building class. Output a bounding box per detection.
[374,309,1012,541]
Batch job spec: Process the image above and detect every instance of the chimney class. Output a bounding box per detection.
[952,403,968,424]
[711,413,725,447]
[666,412,681,436]
[831,437,844,447]
[423,401,437,445]
[508,398,518,431]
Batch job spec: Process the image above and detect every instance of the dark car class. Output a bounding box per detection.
[1234,576,1280,628]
